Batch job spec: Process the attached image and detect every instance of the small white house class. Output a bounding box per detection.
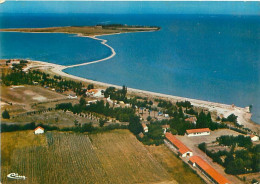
[68,94,77,99]
[186,128,210,137]
[34,126,44,134]
[142,123,148,133]
[250,135,259,142]
[164,114,169,118]
[86,89,104,98]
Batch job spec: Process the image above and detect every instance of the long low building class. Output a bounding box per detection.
[189,156,230,184]
[165,133,193,157]
[186,128,211,137]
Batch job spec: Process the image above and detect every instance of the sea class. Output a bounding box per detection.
[1,13,259,123]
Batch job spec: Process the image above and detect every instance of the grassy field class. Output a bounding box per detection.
[0,26,159,36]
[1,130,179,184]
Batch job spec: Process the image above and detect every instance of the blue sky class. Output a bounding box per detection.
[1,1,260,15]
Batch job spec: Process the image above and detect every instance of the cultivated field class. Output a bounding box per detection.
[1,130,47,182]
[1,130,179,184]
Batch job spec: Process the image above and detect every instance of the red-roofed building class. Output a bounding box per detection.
[34,126,44,134]
[165,133,193,157]
[189,156,230,184]
[186,128,210,137]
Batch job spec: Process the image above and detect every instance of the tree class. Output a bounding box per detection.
[99,119,106,127]
[147,124,163,140]
[87,84,94,90]
[251,178,258,184]
[222,113,237,124]
[2,109,10,119]
[81,123,94,132]
[74,120,79,126]
[225,158,246,175]
[128,115,142,135]
[147,116,152,121]
[79,97,86,107]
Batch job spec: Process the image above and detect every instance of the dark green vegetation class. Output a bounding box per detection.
[217,135,252,148]
[199,135,260,175]
[2,109,10,119]
[176,100,193,108]
[138,122,165,146]
[2,61,86,95]
[170,110,226,135]
[104,86,127,101]
[222,113,240,126]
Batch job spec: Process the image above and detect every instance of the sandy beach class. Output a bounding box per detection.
[22,58,259,133]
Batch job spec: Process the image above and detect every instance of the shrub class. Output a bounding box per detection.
[2,109,10,119]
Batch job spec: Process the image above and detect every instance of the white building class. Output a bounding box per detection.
[142,123,148,133]
[68,94,77,99]
[34,126,44,134]
[164,114,169,118]
[250,135,259,142]
[186,128,210,137]
[86,89,104,98]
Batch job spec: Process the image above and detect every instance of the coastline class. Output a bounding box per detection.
[3,30,259,132]
[23,59,259,133]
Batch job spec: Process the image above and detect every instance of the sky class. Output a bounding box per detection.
[0,1,259,15]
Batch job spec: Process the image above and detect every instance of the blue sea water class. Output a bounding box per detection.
[0,13,259,123]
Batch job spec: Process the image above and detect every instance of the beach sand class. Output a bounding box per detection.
[23,59,259,133]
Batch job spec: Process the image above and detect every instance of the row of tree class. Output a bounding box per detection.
[217,135,252,148]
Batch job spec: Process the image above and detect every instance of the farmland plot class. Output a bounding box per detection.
[2,130,176,184]
[90,130,174,184]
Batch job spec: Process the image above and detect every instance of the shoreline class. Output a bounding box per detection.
[2,30,259,132]
[1,29,155,68]
[22,59,259,132]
